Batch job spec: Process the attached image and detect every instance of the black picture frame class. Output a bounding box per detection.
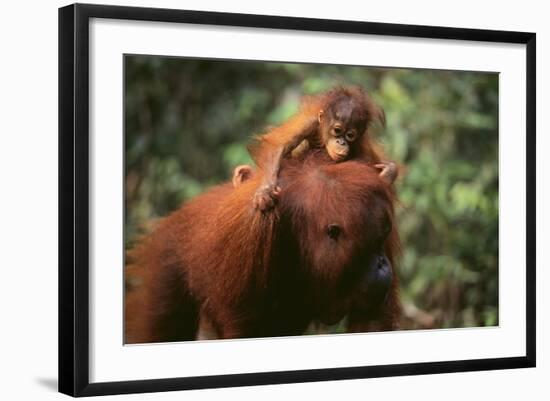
[58,3,536,397]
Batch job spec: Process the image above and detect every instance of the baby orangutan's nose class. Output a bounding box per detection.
[336,138,347,146]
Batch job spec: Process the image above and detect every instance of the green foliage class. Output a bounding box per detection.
[125,55,498,330]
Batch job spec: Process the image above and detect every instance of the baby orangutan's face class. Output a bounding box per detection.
[318,99,367,162]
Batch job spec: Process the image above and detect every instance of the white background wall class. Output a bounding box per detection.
[0,0,547,399]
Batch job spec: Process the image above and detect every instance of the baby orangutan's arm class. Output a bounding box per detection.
[252,119,318,211]
[250,97,324,212]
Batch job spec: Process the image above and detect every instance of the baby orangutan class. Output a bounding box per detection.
[243,86,397,211]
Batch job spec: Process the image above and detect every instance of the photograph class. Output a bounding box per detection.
[56,3,536,397]
[123,55,499,344]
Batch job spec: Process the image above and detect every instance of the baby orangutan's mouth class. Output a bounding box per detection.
[327,147,348,162]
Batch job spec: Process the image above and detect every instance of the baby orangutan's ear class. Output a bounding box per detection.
[232,165,255,188]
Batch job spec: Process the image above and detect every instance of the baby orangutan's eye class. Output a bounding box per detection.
[333,126,342,135]
[327,223,341,240]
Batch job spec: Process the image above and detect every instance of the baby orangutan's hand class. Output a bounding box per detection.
[252,183,282,212]
[374,161,398,184]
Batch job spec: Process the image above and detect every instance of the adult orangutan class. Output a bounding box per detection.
[125,153,400,343]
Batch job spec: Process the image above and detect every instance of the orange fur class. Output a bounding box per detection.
[250,86,388,169]
[125,155,401,343]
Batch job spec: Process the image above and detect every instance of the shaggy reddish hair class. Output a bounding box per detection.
[125,153,400,343]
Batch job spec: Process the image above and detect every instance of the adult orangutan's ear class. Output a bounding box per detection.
[232,165,254,188]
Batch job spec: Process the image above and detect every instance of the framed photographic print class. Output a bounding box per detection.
[58,3,536,397]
